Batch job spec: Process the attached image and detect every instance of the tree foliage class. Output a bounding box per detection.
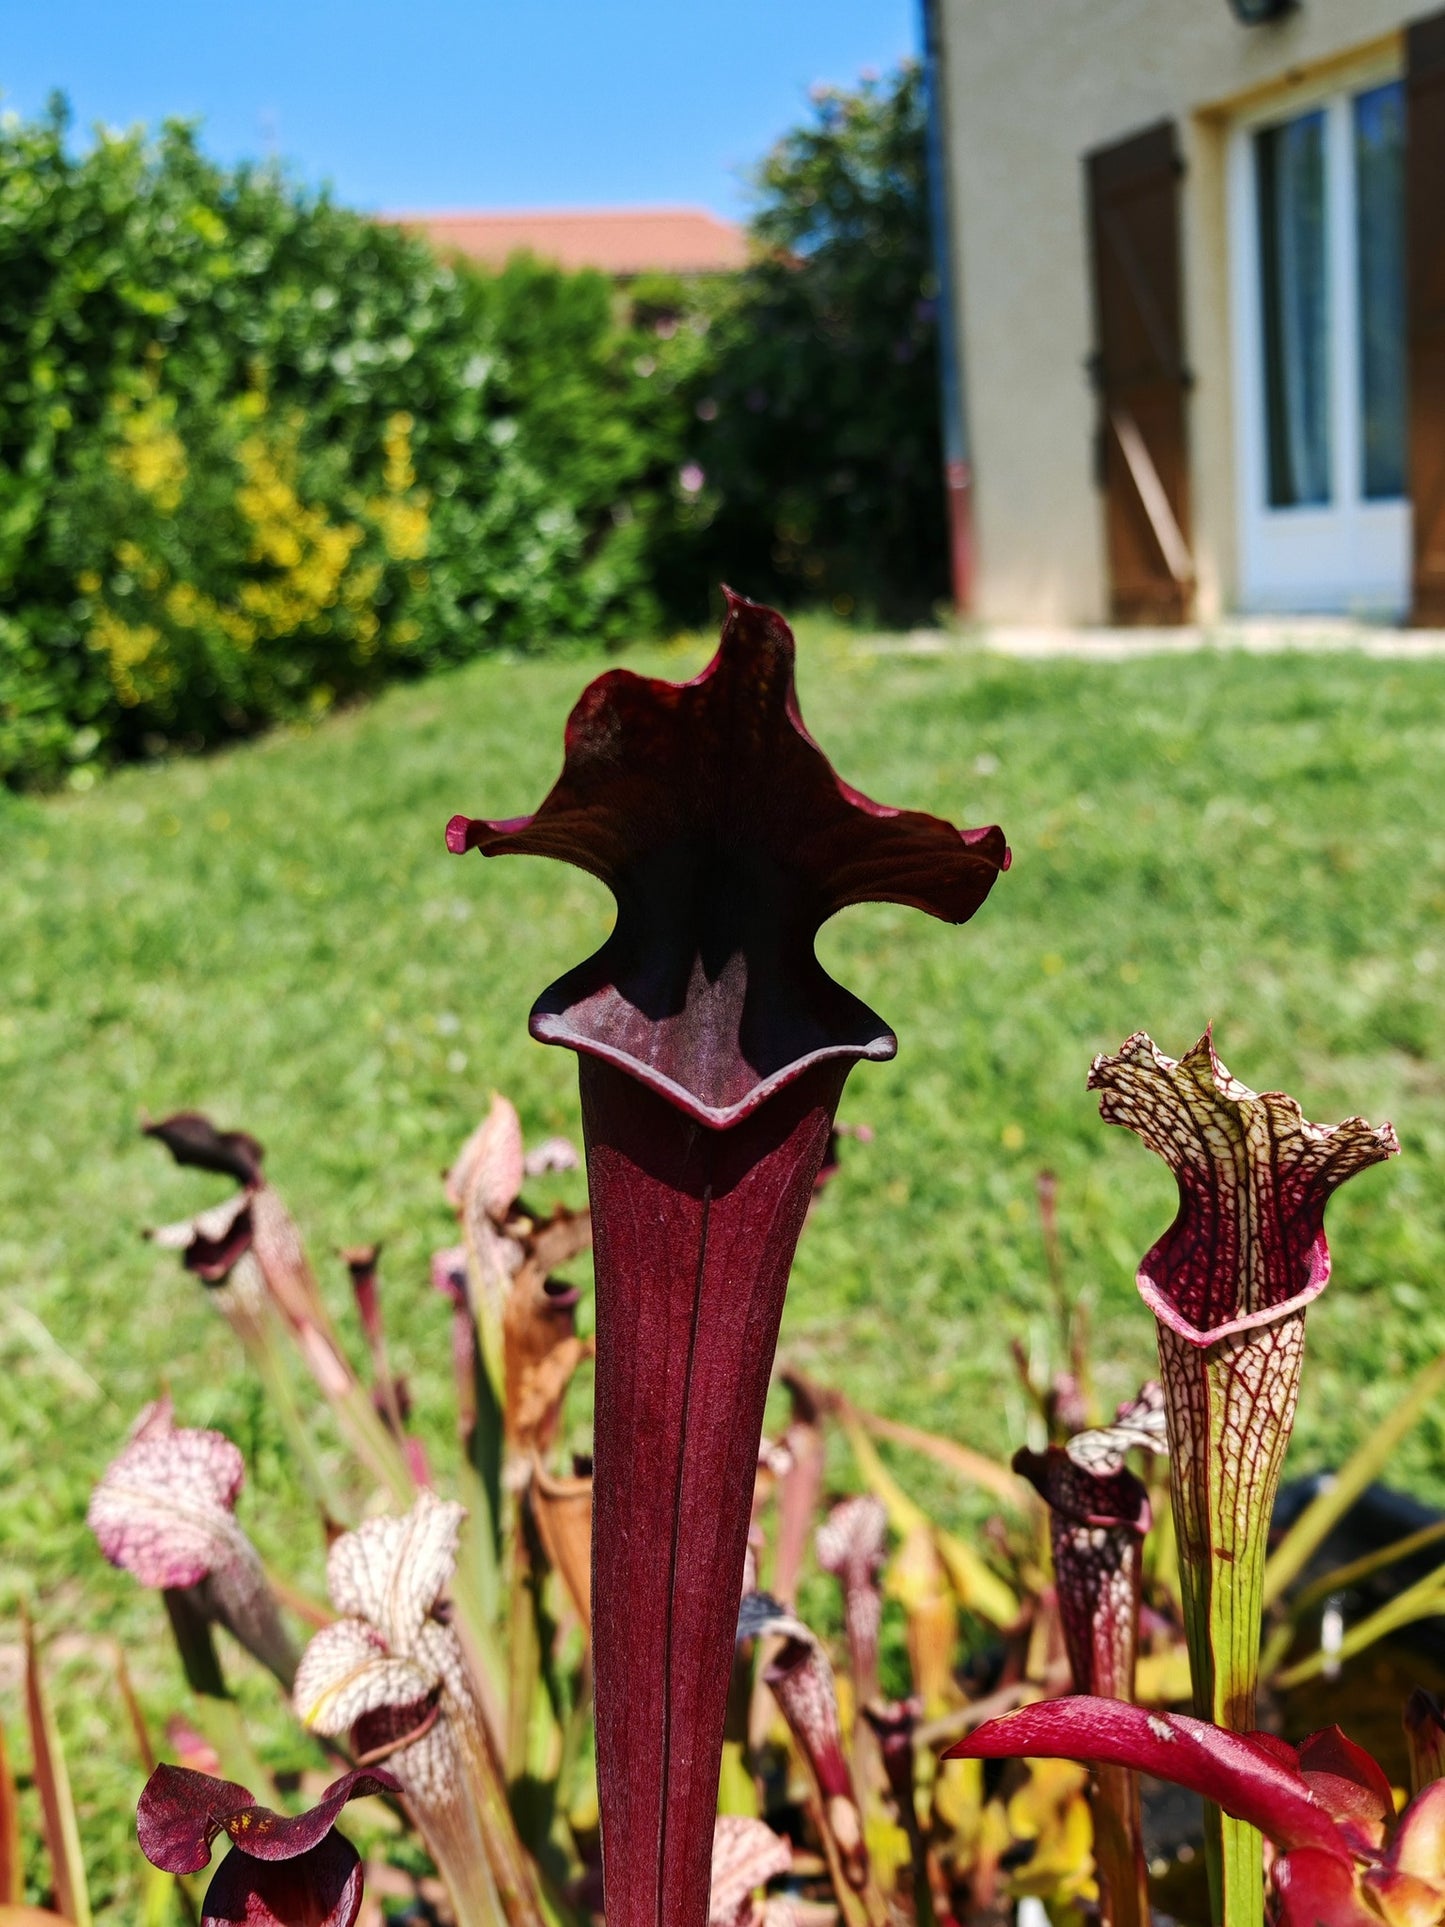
[663,63,948,627]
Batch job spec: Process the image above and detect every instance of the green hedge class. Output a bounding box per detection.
[0,72,945,788]
[0,103,709,786]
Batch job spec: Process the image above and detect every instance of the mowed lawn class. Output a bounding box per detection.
[3,624,1445,1910]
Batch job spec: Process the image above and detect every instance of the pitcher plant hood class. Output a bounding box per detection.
[90,1397,296,1687]
[1086,1030,1398,1346]
[447,588,1009,1129]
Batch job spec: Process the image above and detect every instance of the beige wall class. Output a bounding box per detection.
[939,0,1418,623]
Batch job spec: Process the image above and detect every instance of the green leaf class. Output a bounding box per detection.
[1261,1349,1445,1610]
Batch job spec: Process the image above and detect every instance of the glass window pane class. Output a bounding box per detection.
[1255,111,1332,507]
[1354,80,1407,500]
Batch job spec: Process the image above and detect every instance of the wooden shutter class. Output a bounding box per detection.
[1086,121,1194,625]
[1408,10,1445,623]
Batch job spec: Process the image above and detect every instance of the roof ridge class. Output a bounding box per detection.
[379,206,748,276]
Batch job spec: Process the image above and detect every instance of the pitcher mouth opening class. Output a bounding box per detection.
[1138,1231,1331,1348]
[530,997,895,1131]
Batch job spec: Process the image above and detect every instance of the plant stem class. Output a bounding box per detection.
[412,1763,511,1927]
[328,1377,415,1506]
[1289,1514,1445,1618]
[22,1608,93,1927]
[847,1400,1031,1508]
[449,1558,512,1779]
[505,1514,542,1786]
[1273,1571,1445,1690]
[191,1694,276,1804]
[842,1418,1019,1627]
[1260,1516,1445,1683]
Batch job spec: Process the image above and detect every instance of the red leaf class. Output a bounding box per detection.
[216,1772,400,1864]
[1296,1727,1394,1846]
[1385,1778,1445,1882]
[946,1699,1349,1863]
[1273,1848,1376,1927]
[137,1766,256,1875]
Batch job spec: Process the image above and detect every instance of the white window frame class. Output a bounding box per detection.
[1228,57,1412,617]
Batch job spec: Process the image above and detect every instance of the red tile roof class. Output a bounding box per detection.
[382,206,748,277]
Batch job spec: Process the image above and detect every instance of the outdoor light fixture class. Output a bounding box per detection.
[1227,0,1295,22]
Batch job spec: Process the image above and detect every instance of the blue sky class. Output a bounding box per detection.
[0,1,917,218]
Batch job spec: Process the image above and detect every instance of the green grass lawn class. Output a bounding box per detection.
[3,623,1445,1914]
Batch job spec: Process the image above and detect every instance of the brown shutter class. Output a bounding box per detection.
[1408,10,1445,623]
[1086,121,1194,625]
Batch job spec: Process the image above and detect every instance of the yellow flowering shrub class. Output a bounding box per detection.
[368,412,431,565]
[86,608,168,710]
[107,381,188,516]
[80,379,433,723]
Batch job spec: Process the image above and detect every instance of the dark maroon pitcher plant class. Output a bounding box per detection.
[447,590,1009,1927]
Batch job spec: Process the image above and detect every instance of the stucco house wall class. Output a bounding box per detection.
[938,0,1419,623]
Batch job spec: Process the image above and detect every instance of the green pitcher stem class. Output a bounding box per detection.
[406,1759,510,1927]
[445,1686,555,1927]
[1157,1316,1305,1927]
[505,1515,542,1785]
